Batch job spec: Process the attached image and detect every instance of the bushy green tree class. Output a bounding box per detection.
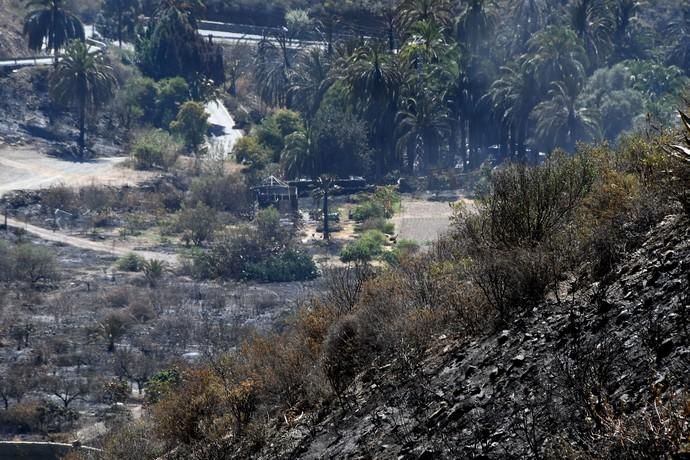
[155,77,190,129]
[114,76,157,128]
[233,136,272,170]
[170,101,209,152]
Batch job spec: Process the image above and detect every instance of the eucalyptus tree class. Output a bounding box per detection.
[23,0,84,66]
[97,0,141,47]
[51,40,117,159]
[137,0,223,84]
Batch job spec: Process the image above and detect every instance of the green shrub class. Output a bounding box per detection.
[233,136,272,170]
[177,204,217,246]
[155,77,190,129]
[381,239,420,266]
[256,109,303,162]
[131,129,182,170]
[360,217,395,234]
[474,152,596,246]
[243,249,318,282]
[350,186,400,222]
[255,207,289,246]
[350,200,387,222]
[113,76,157,128]
[116,253,145,272]
[170,101,210,152]
[0,240,13,282]
[340,230,387,263]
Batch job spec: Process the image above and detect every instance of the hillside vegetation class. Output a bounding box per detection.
[86,115,690,459]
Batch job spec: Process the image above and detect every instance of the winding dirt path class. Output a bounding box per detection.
[1,143,177,264]
[5,217,178,264]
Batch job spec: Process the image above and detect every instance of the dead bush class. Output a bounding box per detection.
[41,184,77,214]
[321,316,362,402]
[103,286,132,309]
[0,400,42,434]
[152,368,226,446]
[477,152,595,246]
[322,263,375,315]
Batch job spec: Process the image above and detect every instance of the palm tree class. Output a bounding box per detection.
[51,41,117,159]
[288,48,334,121]
[281,128,319,180]
[610,0,650,62]
[527,25,588,90]
[399,19,450,66]
[396,93,449,172]
[455,0,497,55]
[665,5,690,74]
[488,58,539,162]
[345,42,401,178]
[531,80,600,153]
[396,0,452,36]
[510,0,548,53]
[23,0,84,67]
[568,0,614,66]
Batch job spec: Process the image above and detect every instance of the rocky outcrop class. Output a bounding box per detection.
[249,215,690,459]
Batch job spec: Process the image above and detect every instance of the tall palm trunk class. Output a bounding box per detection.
[78,77,86,158]
[322,186,329,240]
[449,120,459,168]
[51,4,59,67]
[459,120,466,170]
[117,5,123,48]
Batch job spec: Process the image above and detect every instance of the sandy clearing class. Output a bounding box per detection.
[0,144,155,197]
[391,196,471,244]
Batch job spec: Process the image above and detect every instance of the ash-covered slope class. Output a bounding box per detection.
[0,0,28,59]
[254,215,689,459]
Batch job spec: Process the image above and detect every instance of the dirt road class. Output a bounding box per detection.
[6,217,178,264]
[1,143,175,263]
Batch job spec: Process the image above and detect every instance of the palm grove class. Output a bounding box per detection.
[234,0,689,180]
[25,0,689,177]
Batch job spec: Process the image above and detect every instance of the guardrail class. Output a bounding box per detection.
[0,39,106,69]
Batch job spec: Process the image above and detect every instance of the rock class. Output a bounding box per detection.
[616,309,631,325]
[512,353,525,366]
[657,338,675,358]
[489,366,502,381]
[498,330,511,345]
